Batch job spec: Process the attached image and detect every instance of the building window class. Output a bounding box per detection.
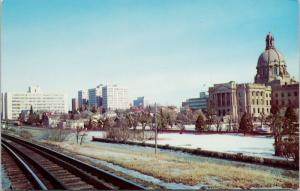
[266,101,268,105]
[258,108,260,113]
[261,92,263,96]
[222,93,225,106]
[253,108,255,114]
[256,99,259,105]
[256,92,259,96]
[252,92,254,96]
[266,108,269,113]
[294,92,298,96]
[270,100,271,105]
[226,93,230,106]
[275,93,278,97]
[266,93,268,98]
[288,92,291,97]
[261,99,263,105]
[281,93,284,97]
[252,99,255,105]
[275,100,278,105]
[223,110,226,116]
[217,94,221,107]
[262,108,264,114]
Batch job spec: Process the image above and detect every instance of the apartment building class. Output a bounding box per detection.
[4,86,67,120]
[102,85,129,110]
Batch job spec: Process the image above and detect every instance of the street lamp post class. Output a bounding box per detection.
[154,102,157,154]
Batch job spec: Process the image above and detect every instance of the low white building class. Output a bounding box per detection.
[3,86,67,120]
[66,120,85,129]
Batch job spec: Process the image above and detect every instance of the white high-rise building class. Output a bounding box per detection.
[88,84,103,108]
[78,89,88,108]
[102,85,129,110]
[4,86,67,120]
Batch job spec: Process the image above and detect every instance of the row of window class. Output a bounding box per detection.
[251,99,271,105]
[251,91,271,97]
[253,107,269,114]
[273,99,294,106]
[274,91,298,98]
[218,109,230,116]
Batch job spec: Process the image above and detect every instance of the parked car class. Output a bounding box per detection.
[255,125,271,133]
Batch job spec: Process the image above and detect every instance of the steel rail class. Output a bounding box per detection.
[1,142,48,190]
[2,138,67,190]
[2,133,146,190]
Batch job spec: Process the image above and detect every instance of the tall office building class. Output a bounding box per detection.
[78,89,88,108]
[102,85,129,110]
[72,98,79,112]
[4,86,67,120]
[133,97,149,108]
[88,84,103,108]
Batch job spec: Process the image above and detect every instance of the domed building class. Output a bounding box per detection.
[254,33,298,109]
[208,33,298,121]
[255,33,296,86]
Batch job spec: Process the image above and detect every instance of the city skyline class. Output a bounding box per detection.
[2,0,299,107]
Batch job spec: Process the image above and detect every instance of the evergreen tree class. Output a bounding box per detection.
[30,105,33,115]
[285,106,297,123]
[282,106,299,162]
[195,113,206,132]
[271,104,280,115]
[239,112,253,135]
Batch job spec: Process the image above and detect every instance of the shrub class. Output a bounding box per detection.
[19,130,32,139]
[47,128,70,142]
[8,128,17,133]
[105,128,155,141]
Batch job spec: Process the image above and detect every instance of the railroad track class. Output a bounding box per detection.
[1,134,146,190]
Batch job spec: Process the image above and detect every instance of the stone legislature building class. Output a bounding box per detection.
[209,33,299,121]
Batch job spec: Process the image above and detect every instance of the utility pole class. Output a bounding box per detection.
[154,102,157,154]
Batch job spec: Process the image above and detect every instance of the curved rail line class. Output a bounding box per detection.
[2,133,146,190]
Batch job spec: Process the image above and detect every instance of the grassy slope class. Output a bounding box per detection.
[45,141,298,189]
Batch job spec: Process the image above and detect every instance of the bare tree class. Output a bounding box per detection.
[206,101,217,130]
[139,112,152,139]
[75,126,87,145]
[215,116,222,132]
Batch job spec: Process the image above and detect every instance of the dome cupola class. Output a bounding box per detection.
[254,33,292,86]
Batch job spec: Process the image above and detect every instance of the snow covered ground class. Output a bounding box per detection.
[8,126,279,159]
[87,131,279,159]
[150,133,277,159]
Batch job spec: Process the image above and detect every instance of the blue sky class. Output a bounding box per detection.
[2,0,299,107]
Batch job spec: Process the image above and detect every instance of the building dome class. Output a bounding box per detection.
[257,48,285,67]
[254,33,291,85]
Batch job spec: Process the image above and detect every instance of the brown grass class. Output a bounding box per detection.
[45,141,299,189]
